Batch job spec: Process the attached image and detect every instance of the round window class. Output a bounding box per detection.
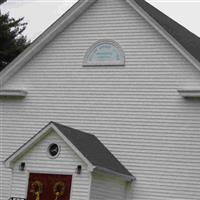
[48,143,60,158]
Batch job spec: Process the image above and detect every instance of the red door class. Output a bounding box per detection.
[27,173,72,200]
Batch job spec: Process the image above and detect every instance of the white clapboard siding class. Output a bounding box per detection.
[90,173,127,200]
[1,0,200,199]
[11,131,91,200]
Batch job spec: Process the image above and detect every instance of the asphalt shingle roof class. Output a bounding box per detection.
[134,0,200,63]
[5,121,133,178]
[52,122,133,177]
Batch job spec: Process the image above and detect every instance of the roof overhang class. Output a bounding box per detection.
[4,122,93,170]
[93,166,135,182]
[126,0,200,72]
[4,122,134,182]
[1,0,200,87]
[0,0,97,86]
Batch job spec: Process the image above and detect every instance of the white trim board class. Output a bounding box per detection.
[94,166,135,182]
[126,0,200,72]
[178,89,200,98]
[0,89,27,98]
[51,123,93,169]
[0,0,97,86]
[0,0,200,86]
[4,123,93,170]
[4,122,134,181]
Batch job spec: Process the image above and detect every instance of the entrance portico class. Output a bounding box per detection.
[4,122,134,200]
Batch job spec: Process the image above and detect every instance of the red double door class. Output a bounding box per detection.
[27,173,72,200]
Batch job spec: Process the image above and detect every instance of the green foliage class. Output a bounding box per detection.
[0,0,6,5]
[0,2,30,71]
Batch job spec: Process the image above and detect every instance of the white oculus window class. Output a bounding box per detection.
[83,40,125,66]
[47,143,61,158]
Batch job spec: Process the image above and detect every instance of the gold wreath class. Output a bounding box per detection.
[53,181,65,197]
[31,181,43,194]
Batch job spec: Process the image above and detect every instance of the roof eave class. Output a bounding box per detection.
[4,122,94,170]
[4,121,135,182]
[93,166,135,182]
[1,0,200,86]
[126,0,200,72]
[51,123,94,169]
[4,123,54,168]
[0,0,97,86]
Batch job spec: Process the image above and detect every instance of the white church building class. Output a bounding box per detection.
[1,0,200,199]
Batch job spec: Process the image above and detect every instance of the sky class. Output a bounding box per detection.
[1,0,200,41]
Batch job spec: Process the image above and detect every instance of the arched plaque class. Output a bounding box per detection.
[83,40,125,66]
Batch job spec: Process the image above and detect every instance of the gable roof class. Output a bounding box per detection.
[0,0,97,85]
[4,121,134,181]
[52,122,133,178]
[0,0,200,85]
[134,0,200,65]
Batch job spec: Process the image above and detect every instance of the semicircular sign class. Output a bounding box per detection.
[83,40,125,66]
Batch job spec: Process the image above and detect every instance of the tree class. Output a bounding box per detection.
[0,0,6,5]
[0,1,30,71]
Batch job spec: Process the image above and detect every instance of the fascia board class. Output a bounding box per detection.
[4,123,94,170]
[93,166,135,182]
[51,124,94,170]
[4,124,53,168]
[0,0,97,86]
[126,0,200,72]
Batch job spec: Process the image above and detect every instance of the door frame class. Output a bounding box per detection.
[26,170,74,200]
